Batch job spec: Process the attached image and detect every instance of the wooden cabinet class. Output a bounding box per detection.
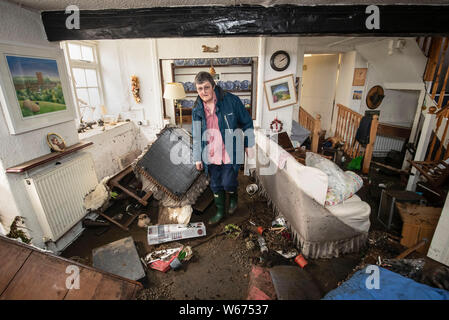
[167,58,257,125]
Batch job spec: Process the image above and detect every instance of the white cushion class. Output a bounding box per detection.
[326,195,371,233]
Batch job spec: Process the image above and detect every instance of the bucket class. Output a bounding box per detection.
[294,254,308,268]
[246,184,259,195]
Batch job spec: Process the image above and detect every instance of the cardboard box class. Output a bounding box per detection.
[147,222,206,245]
[396,203,442,254]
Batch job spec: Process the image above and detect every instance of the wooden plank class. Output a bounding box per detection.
[424,37,443,82]
[0,238,32,295]
[311,114,321,153]
[5,141,93,173]
[437,59,449,109]
[431,37,449,101]
[0,236,142,300]
[435,118,449,160]
[426,116,444,161]
[64,268,138,300]
[363,115,379,174]
[193,187,214,212]
[0,252,70,300]
[377,123,412,140]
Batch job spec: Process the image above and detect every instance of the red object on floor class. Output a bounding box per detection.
[246,265,277,300]
[294,254,308,268]
[149,251,180,273]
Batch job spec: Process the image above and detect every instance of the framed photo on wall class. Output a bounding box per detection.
[0,43,76,134]
[263,74,297,111]
[353,68,367,86]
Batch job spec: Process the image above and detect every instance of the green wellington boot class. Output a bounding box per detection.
[228,191,238,215]
[208,191,226,225]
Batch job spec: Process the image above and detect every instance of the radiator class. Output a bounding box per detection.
[373,135,405,157]
[25,152,98,242]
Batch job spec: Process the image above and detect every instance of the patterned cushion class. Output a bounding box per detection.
[325,171,363,206]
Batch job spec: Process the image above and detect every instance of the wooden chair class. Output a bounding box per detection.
[100,165,153,231]
[408,159,449,188]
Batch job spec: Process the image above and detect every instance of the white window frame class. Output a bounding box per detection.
[61,40,105,122]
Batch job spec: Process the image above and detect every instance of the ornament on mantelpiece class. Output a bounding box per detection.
[270,117,283,133]
[202,45,219,53]
[131,75,141,103]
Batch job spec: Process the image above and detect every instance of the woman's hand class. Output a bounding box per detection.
[195,161,203,171]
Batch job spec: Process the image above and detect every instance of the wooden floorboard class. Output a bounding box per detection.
[64,267,136,300]
[0,252,70,300]
[0,236,142,300]
[0,240,32,295]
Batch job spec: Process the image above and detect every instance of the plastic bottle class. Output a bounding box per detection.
[257,236,268,253]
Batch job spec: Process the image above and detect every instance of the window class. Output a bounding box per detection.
[62,41,104,122]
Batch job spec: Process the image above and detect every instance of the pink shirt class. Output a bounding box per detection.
[203,92,231,165]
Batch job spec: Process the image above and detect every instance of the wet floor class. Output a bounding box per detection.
[61,166,448,299]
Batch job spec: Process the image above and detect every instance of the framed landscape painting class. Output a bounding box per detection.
[264,74,297,110]
[0,43,75,134]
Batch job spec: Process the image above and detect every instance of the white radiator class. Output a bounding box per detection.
[373,135,405,157]
[25,152,98,242]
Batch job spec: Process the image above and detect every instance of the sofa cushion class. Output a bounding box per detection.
[325,195,371,233]
[306,152,363,205]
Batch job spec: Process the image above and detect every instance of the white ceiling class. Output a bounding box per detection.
[6,0,449,11]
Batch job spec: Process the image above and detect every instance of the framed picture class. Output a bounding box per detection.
[353,68,367,86]
[263,74,297,110]
[352,90,363,100]
[0,43,76,134]
[46,133,66,152]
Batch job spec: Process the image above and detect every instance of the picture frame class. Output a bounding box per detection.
[352,90,363,100]
[352,68,367,86]
[46,132,66,152]
[0,43,76,135]
[263,74,297,111]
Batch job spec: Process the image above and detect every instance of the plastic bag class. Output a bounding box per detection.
[306,152,347,190]
[347,156,363,170]
[306,152,363,205]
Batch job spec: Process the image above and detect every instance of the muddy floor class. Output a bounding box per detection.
[62,163,449,300]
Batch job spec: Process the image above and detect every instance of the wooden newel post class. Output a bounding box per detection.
[363,115,379,174]
[311,114,321,153]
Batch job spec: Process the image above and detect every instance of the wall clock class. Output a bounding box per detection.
[270,50,290,71]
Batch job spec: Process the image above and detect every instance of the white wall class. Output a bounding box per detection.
[261,37,302,135]
[98,39,164,129]
[301,54,339,134]
[156,36,303,134]
[428,192,449,267]
[335,51,356,112]
[157,37,260,59]
[0,2,80,246]
[356,38,427,85]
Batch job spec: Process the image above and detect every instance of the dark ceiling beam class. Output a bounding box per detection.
[42,5,449,41]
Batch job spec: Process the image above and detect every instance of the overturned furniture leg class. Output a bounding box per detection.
[108,165,153,206]
[101,165,153,231]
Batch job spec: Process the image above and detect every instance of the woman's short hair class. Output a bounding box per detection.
[194,71,215,88]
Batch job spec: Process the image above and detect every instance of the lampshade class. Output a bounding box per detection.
[163,82,186,100]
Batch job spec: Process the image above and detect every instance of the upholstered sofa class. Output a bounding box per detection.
[252,129,371,259]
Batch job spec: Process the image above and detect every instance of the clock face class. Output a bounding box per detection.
[270,50,290,71]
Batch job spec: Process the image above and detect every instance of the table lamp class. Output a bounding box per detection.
[163,82,186,127]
